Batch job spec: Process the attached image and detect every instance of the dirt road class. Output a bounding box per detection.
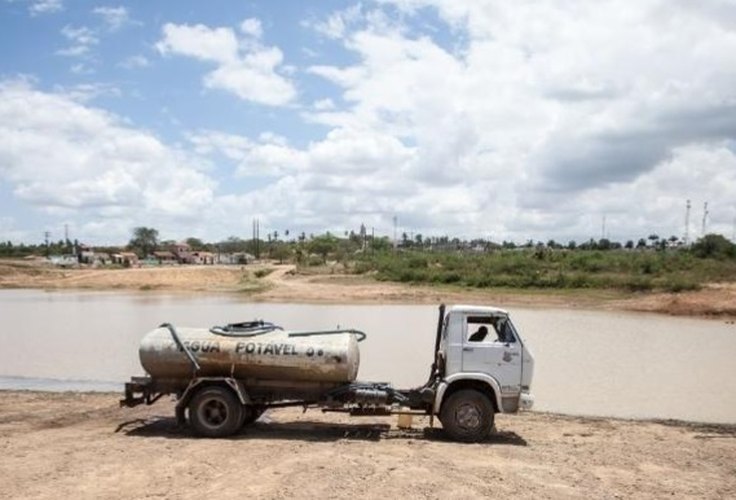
[1,391,734,499]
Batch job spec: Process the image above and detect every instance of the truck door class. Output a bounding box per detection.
[462,314,522,394]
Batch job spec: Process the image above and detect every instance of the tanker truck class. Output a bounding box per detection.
[121,304,534,443]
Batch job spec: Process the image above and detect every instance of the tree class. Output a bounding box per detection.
[128,227,159,258]
[308,234,339,264]
[625,240,634,250]
[186,237,205,251]
[271,243,292,264]
[597,238,612,250]
[691,234,736,259]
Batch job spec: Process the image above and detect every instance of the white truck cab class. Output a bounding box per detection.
[432,305,534,441]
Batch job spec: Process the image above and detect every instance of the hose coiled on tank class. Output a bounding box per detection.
[209,320,283,337]
[209,320,367,342]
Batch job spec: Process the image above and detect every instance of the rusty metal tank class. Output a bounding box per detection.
[139,322,361,383]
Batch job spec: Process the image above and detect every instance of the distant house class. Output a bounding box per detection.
[112,252,139,267]
[152,251,177,265]
[217,252,254,265]
[49,255,78,268]
[77,244,95,264]
[171,242,193,264]
[192,251,215,265]
[92,252,110,266]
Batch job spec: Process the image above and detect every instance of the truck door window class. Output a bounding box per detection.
[466,315,515,343]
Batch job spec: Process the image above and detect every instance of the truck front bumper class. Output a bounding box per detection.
[519,391,534,411]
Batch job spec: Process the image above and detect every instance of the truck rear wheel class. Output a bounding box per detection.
[440,389,495,443]
[188,386,243,438]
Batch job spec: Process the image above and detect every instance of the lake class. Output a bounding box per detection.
[0,289,734,423]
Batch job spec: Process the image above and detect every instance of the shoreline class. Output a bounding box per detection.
[2,259,736,318]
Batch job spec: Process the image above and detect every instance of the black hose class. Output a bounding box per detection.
[159,322,200,373]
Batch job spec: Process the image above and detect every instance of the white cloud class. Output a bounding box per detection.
[92,6,132,31]
[57,25,98,57]
[69,63,94,75]
[119,55,150,69]
[28,0,62,16]
[312,98,335,111]
[306,4,363,39]
[239,18,263,38]
[0,80,216,242]
[156,19,296,106]
[286,0,736,242]
[52,82,120,102]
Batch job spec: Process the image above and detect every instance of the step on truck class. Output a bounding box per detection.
[121,304,535,443]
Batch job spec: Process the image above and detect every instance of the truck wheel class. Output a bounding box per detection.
[188,386,243,438]
[440,389,495,443]
[241,406,265,427]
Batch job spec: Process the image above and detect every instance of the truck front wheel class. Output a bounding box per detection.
[440,389,495,443]
[188,386,243,438]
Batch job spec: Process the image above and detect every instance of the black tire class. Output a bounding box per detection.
[439,389,495,443]
[188,386,243,438]
[241,406,265,427]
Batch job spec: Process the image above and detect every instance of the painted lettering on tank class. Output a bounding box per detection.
[174,341,221,353]
[234,342,301,356]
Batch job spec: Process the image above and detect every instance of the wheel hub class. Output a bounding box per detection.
[455,402,482,430]
[200,398,228,428]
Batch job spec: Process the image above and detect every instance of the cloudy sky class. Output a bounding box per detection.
[1,0,735,245]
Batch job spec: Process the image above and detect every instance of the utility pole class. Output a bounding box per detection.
[684,199,691,246]
[256,218,260,259]
[702,202,709,236]
[252,218,261,260]
[44,230,50,257]
[392,215,398,250]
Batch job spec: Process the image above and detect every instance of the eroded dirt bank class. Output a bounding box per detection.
[0,391,734,499]
[1,259,736,317]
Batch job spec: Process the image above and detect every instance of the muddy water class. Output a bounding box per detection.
[0,289,734,423]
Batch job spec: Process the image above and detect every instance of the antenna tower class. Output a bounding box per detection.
[601,215,606,240]
[702,202,709,236]
[684,200,691,245]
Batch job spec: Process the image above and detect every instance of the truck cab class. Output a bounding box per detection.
[431,305,534,441]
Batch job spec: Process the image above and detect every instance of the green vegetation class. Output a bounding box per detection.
[3,225,735,293]
[128,227,159,258]
[350,247,736,292]
[253,268,274,278]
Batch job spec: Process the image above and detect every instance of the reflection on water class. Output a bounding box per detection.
[1,289,734,423]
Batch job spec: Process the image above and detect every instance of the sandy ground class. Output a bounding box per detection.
[0,391,734,499]
[2,259,736,317]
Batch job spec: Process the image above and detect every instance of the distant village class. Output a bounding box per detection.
[48,241,254,268]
